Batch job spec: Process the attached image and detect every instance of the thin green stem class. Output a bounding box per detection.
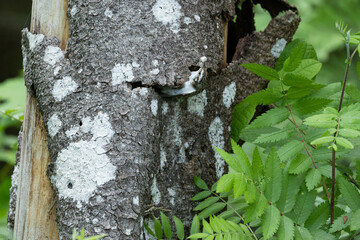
[280,82,330,200]
[330,46,359,224]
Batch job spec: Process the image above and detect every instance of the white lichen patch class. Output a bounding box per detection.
[132,61,140,68]
[150,99,158,116]
[151,177,161,205]
[187,90,207,117]
[208,117,225,178]
[133,196,140,206]
[271,38,287,58]
[150,68,160,75]
[65,126,79,139]
[27,32,44,51]
[139,88,148,96]
[194,14,201,22]
[183,17,192,25]
[48,114,62,138]
[51,112,117,202]
[54,66,62,76]
[160,143,167,170]
[152,60,159,67]
[111,63,134,85]
[125,229,132,236]
[52,76,78,102]
[104,8,113,18]
[70,5,78,17]
[167,188,176,206]
[222,82,236,109]
[152,0,182,34]
[162,102,168,115]
[44,45,64,66]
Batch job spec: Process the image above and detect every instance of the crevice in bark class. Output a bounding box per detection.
[253,0,297,18]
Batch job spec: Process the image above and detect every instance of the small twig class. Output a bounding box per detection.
[48,200,56,215]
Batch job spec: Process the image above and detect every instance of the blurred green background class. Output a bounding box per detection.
[0,0,359,237]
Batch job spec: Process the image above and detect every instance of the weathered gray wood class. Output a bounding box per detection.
[10,0,69,239]
[10,0,299,239]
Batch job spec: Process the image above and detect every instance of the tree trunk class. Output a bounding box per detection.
[9,0,299,239]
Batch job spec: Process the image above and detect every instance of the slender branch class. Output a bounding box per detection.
[330,46,359,224]
[280,83,330,200]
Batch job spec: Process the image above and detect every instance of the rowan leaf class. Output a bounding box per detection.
[289,154,312,174]
[277,173,299,213]
[287,84,324,99]
[262,205,281,240]
[339,128,360,138]
[194,197,220,211]
[244,193,268,223]
[304,114,338,128]
[264,149,282,203]
[241,63,280,81]
[160,212,172,239]
[254,128,293,144]
[305,202,330,230]
[277,140,303,162]
[283,42,307,72]
[198,203,226,220]
[330,214,350,233]
[294,226,314,240]
[335,137,354,149]
[252,147,263,182]
[293,190,317,225]
[338,177,360,211]
[191,191,212,201]
[243,88,282,105]
[293,98,332,115]
[305,168,322,191]
[311,136,334,145]
[154,217,163,240]
[283,73,313,87]
[292,59,322,79]
[215,148,242,173]
[248,107,290,129]
[231,102,256,142]
[277,215,295,240]
[350,209,360,231]
[231,140,253,178]
[173,216,184,240]
[190,215,200,235]
[194,176,209,190]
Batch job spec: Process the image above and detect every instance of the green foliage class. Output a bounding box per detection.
[145,26,360,240]
[71,228,106,240]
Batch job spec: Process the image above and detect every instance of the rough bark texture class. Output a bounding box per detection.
[10,0,299,239]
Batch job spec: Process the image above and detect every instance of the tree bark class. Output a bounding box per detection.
[9,0,299,239]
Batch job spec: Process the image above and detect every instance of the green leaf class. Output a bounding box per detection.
[241,63,280,81]
[262,205,281,240]
[264,149,282,203]
[198,202,226,220]
[357,61,360,80]
[292,59,322,79]
[254,128,293,144]
[293,98,332,115]
[191,191,212,201]
[293,190,317,225]
[244,193,268,223]
[335,137,354,149]
[304,114,338,128]
[190,215,200,235]
[356,160,360,188]
[345,83,360,102]
[330,214,350,233]
[231,139,252,178]
[233,174,246,198]
[202,219,213,234]
[294,226,314,240]
[194,197,220,211]
[350,209,360,231]
[283,42,307,72]
[277,215,294,240]
[289,154,312,174]
[277,140,303,163]
[311,136,334,145]
[243,88,282,105]
[338,177,360,211]
[305,168,322,191]
[154,217,163,240]
[160,212,172,239]
[248,107,290,129]
[188,233,209,239]
[244,181,257,204]
[282,73,313,87]
[277,173,299,213]
[339,128,360,138]
[287,84,324,99]
[231,102,256,142]
[252,147,263,182]
[311,229,336,240]
[305,202,330,230]
[215,148,242,173]
[216,174,235,193]
[173,216,185,240]
[144,223,156,237]
[194,176,209,190]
